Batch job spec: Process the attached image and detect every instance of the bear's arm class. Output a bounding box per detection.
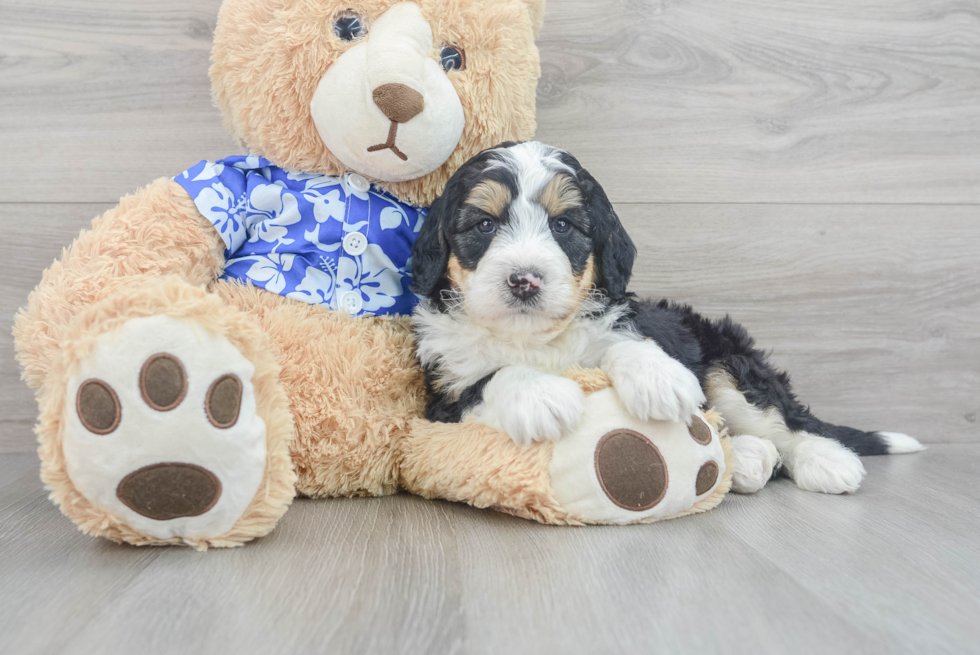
[14,178,226,389]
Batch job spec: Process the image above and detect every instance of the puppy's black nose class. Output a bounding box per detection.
[508,271,541,301]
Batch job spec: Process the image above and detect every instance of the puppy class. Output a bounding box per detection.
[411,141,922,494]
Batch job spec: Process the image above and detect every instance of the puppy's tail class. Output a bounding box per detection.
[802,419,925,456]
[695,315,925,457]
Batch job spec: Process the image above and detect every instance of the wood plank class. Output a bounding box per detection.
[0,447,977,653]
[2,202,977,452]
[0,0,978,204]
[535,0,980,203]
[0,203,114,453]
[0,0,235,204]
[719,444,980,653]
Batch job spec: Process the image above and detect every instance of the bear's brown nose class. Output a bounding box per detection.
[116,462,222,520]
[372,83,424,123]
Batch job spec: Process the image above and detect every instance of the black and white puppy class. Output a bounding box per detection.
[411,141,923,495]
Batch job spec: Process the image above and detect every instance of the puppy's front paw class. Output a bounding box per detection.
[602,341,705,424]
[474,367,585,446]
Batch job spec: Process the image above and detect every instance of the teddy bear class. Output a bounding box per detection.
[13,0,734,549]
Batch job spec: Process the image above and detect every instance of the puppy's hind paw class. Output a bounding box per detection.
[787,435,866,494]
[730,434,780,494]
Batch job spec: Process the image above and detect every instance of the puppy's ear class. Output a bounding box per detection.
[411,192,452,298]
[412,147,503,298]
[578,167,635,302]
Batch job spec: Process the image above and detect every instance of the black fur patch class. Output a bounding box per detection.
[556,152,636,301]
[423,368,495,423]
[622,298,889,456]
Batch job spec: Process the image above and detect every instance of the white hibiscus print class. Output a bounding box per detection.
[337,244,404,313]
[309,188,345,224]
[196,182,246,252]
[286,264,337,306]
[190,161,225,182]
[230,253,296,295]
[245,184,301,245]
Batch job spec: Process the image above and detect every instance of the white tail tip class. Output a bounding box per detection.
[877,432,926,454]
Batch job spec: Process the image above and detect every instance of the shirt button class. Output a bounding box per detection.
[347,173,370,193]
[342,232,367,256]
[340,291,363,314]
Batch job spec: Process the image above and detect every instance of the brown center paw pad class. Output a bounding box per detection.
[206,374,243,429]
[77,379,121,435]
[139,353,188,411]
[594,429,668,511]
[689,416,712,445]
[116,462,222,520]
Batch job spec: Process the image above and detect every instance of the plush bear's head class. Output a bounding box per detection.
[211,0,545,206]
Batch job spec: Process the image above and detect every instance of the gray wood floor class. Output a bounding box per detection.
[1,0,978,652]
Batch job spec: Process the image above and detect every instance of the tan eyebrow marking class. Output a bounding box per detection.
[464,179,512,218]
[538,174,583,217]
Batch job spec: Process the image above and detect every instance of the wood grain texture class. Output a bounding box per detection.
[1,0,979,203]
[535,0,980,203]
[0,447,977,654]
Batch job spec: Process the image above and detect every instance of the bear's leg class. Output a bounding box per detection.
[39,277,297,548]
[399,375,732,525]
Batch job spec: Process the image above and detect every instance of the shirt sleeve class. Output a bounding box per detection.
[173,160,249,258]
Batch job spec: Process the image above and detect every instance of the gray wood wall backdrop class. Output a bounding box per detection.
[1,0,978,453]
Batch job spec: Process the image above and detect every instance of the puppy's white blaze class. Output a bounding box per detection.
[877,431,926,454]
[469,366,585,445]
[705,368,865,494]
[414,297,633,395]
[487,142,575,200]
[459,143,584,333]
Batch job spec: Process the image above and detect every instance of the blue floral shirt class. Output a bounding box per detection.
[174,156,426,317]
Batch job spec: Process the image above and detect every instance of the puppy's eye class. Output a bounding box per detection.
[333,10,367,41]
[476,218,496,234]
[439,44,466,72]
[552,218,571,234]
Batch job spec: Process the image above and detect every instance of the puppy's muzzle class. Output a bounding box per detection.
[508,271,542,302]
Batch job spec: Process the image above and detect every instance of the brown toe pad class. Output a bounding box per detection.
[140,353,188,412]
[206,374,243,429]
[696,461,720,496]
[77,379,121,435]
[689,416,712,445]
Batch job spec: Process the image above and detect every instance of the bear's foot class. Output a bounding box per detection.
[65,315,267,541]
[549,388,730,524]
[39,278,297,548]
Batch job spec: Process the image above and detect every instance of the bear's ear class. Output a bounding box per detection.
[522,0,546,37]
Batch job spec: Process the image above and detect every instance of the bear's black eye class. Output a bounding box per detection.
[476,218,495,234]
[333,10,367,41]
[439,45,465,72]
[552,218,571,234]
